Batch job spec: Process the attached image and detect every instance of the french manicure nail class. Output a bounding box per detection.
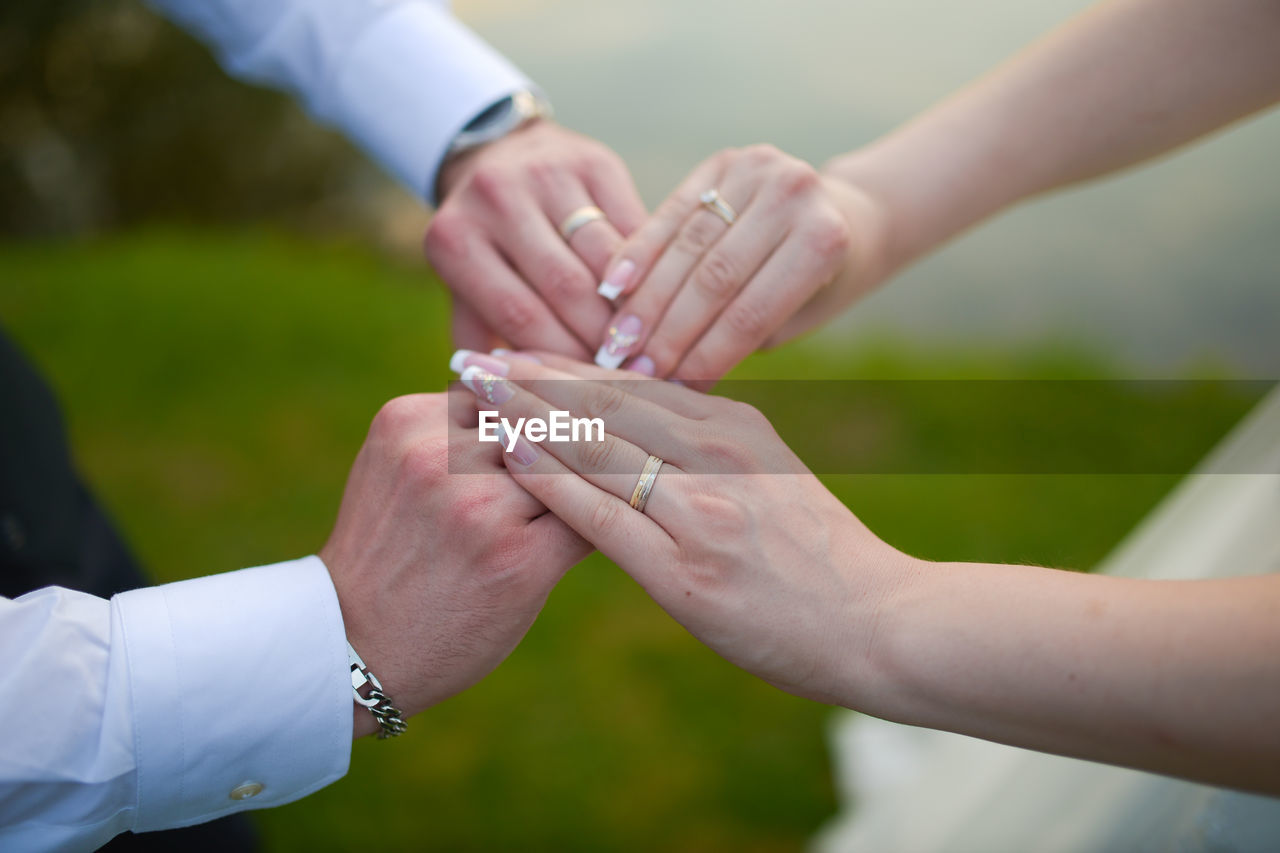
[498,424,540,466]
[595,315,643,370]
[450,349,510,376]
[489,348,542,364]
[597,259,636,301]
[627,355,656,377]
[460,365,515,404]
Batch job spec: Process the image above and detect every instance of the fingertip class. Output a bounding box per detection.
[449,349,476,374]
[626,355,656,377]
[496,423,541,468]
[598,258,636,301]
[490,348,543,364]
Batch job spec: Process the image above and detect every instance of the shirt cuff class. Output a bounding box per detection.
[115,556,351,832]
[316,1,534,202]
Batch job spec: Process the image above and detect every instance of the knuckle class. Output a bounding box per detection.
[693,427,755,473]
[673,216,721,257]
[726,398,769,429]
[574,435,617,475]
[370,394,428,441]
[565,142,602,174]
[685,491,750,543]
[588,496,625,538]
[722,297,773,341]
[493,293,540,339]
[672,348,723,384]
[777,162,820,197]
[399,434,449,486]
[806,215,852,258]
[525,158,560,193]
[712,148,737,168]
[422,213,467,261]
[742,143,783,165]
[479,529,545,587]
[474,534,523,583]
[692,252,740,300]
[589,147,627,178]
[446,486,502,530]
[640,336,680,376]
[580,383,628,421]
[537,257,592,304]
[469,166,512,212]
[656,192,691,224]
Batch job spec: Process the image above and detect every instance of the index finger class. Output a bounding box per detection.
[453,353,699,461]
[488,349,717,420]
[596,156,724,302]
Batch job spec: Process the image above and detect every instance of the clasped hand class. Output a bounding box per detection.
[331,130,899,738]
[320,350,911,739]
[426,123,892,387]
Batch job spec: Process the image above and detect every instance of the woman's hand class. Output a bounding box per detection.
[450,351,1280,794]
[450,349,913,705]
[591,145,892,386]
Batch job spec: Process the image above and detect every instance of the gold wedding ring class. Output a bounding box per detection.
[699,188,737,225]
[559,205,607,241]
[629,454,664,514]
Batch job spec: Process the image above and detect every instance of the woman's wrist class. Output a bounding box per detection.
[821,149,937,281]
[818,538,929,714]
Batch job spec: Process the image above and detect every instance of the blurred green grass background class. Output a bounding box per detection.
[1,229,1239,851]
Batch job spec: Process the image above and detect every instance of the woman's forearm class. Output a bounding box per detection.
[852,557,1280,794]
[825,0,1280,274]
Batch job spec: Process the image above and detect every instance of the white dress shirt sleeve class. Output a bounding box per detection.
[145,0,534,202]
[0,555,352,853]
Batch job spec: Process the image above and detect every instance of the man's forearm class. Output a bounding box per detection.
[146,0,532,201]
[0,559,352,850]
[825,0,1280,274]
[855,559,1280,795]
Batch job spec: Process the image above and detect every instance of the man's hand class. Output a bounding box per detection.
[425,120,648,359]
[318,392,591,738]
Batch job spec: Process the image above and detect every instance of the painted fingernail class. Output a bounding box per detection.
[450,349,510,376]
[460,365,515,404]
[497,423,539,466]
[627,355,656,377]
[489,348,542,364]
[595,315,643,370]
[597,259,636,301]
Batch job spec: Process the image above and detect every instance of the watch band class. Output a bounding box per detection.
[435,89,553,204]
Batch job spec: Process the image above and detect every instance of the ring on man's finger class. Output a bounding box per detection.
[559,206,608,241]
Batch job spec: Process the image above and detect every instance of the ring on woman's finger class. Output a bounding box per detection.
[699,188,737,225]
[629,454,664,514]
[559,206,608,241]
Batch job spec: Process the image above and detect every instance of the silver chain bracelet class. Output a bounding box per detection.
[347,641,408,739]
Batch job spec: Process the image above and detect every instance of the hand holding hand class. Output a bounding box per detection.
[319,391,591,737]
[450,351,910,705]
[426,120,648,359]
[591,145,891,385]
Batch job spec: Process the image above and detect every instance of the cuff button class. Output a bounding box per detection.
[229,781,265,801]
